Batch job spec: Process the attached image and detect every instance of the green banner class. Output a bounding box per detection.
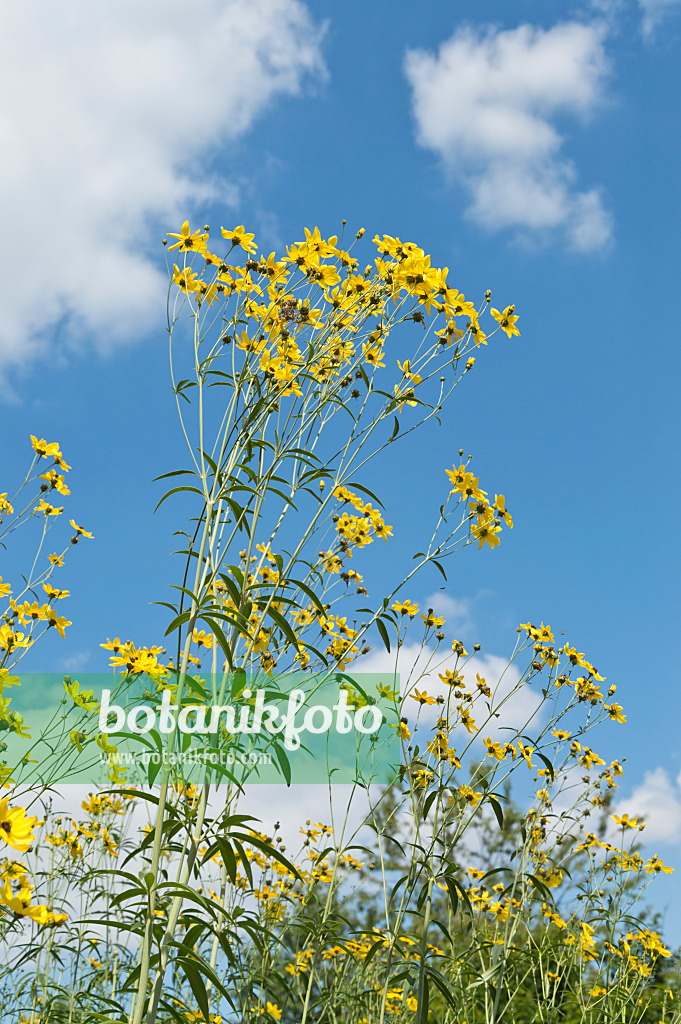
[1,671,401,787]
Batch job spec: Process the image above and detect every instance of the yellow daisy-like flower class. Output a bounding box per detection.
[34,499,63,516]
[221,224,257,253]
[0,798,39,852]
[69,519,94,538]
[167,220,208,254]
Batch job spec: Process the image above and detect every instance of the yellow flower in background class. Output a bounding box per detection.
[605,703,626,723]
[393,720,410,740]
[49,553,65,566]
[484,737,506,761]
[490,304,520,338]
[13,600,51,625]
[439,667,464,686]
[47,610,72,638]
[517,741,534,769]
[192,628,214,649]
[64,678,98,712]
[392,599,419,617]
[458,785,482,807]
[34,499,63,516]
[421,609,445,628]
[39,469,70,495]
[411,689,435,706]
[101,827,118,857]
[69,519,94,538]
[30,435,61,460]
[0,494,14,517]
[468,315,487,346]
[173,263,200,292]
[0,799,38,852]
[612,813,642,829]
[0,625,33,652]
[70,730,88,752]
[645,856,673,874]
[460,708,478,734]
[471,514,502,550]
[494,494,513,528]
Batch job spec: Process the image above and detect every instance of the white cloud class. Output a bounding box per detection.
[0,0,324,379]
[60,650,92,673]
[355,643,544,744]
[405,21,612,251]
[424,592,473,633]
[638,0,681,35]
[613,766,681,844]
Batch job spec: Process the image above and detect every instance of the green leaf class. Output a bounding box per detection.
[487,794,504,830]
[534,750,555,781]
[375,617,391,653]
[288,577,326,616]
[200,616,233,670]
[431,558,448,582]
[154,485,205,514]
[272,741,292,786]
[180,960,210,1020]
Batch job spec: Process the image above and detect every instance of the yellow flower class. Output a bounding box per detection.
[49,553,65,567]
[191,628,214,649]
[490,304,520,338]
[645,855,672,874]
[605,703,626,723]
[394,720,410,740]
[64,678,98,712]
[13,600,50,625]
[468,315,487,346]
[0,799,38,852]
[39,469,70,495]
[0,494,14,517]
[34,499,63,516]
[47,610,72,638]
[494,494,513,528]
[460,708,478,734]
[30,435,61,460]
[167,220,208,253]
[101,827,118,857]
[458,785,482,807]
[421,609,445,628]
[517,741,534,769]
[484,737,506,761]
[0,624,33,652]
[471,512,502,550]
[173,263,200,292]
[69,519,94,538]
[612,813,642,830]
[392,599,419,617]
[410,689,435,706]
[221,225,257,253]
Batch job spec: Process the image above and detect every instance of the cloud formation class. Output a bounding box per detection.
[615,766,681,844]
[405,21,612,251]
[356,643,544,744]
[638,0,681,35]
[0,0,324,377]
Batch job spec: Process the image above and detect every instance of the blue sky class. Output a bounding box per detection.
[1,0,680,933]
